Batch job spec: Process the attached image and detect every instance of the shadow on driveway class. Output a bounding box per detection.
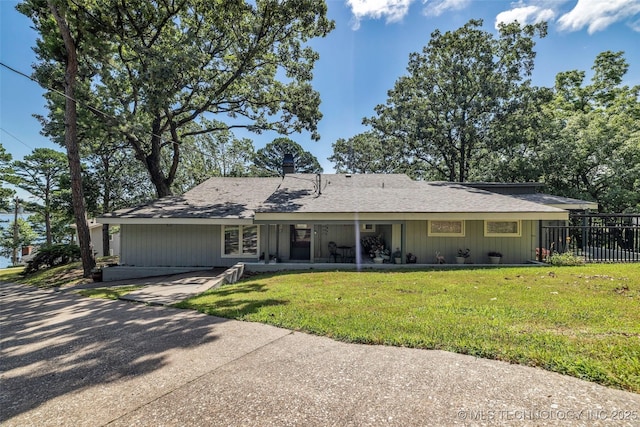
[0,282,225,422]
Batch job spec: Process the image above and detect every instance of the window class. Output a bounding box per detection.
[223,225,259,257]
[428,220,465,236]
[484,220,521,237]
[360,223,376,232]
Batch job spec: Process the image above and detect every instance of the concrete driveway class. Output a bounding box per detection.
[1,281,638,426]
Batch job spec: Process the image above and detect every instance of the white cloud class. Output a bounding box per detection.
[345,0,640,33]
[346,0,416,30]
[557,0,640,34]
[423,0,471,17]
[344,0,474,29]
[495,5,556,29]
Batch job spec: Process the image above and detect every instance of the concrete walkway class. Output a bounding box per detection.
[1,281,639,426]
[68,268,231,305]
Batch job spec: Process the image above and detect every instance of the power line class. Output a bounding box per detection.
[0,62,74,107]
[0,62,291,180]
[0,62,226,164]
[1,61,125,127]
[0,128,34,151]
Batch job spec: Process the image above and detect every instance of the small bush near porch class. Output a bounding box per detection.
[176,265,640,393]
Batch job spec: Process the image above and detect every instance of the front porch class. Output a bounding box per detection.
[258,218,543,266]
[260,222,404,265]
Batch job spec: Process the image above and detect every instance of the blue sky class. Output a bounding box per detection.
[1,0,640,175]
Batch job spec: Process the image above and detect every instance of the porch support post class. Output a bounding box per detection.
[264,224,271,264]
[310,225,316,263]
[392,223,402,263]
[276,225,280,261]
[401,222,407,263]
[538,220,543,262]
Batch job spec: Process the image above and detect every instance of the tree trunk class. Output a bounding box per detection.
[11,197,19,266]
[50,2,95,277]
[143,118,173,198]
[146,153,172,197]
[101,157,110,257]
[44,190,52,245]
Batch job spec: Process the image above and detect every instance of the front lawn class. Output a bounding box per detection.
[0,267,24,282]
[16,261,88,288]
[176,264,640,393]
[2,256,120,288]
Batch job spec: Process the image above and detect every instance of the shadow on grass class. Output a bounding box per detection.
[199,298,288,318]
[206,282,270,297]
[0,282,227,423]
[176,282,288,318]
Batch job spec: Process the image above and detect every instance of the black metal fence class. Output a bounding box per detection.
[539,214,640,263]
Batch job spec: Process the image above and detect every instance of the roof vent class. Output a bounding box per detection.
[345,174,352,178]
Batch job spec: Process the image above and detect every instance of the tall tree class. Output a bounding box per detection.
[28,23,152,257]
[365,19,547,182]
[477,84,554,182]
[80,133,153,256]
[328,131,403,174]
[83,0,333,197]
[0,144,14,211]
[10,148,68,245]
[542,51,640,212]
[18,0,102,276]
[254,137,322,175]
[172,119,256,193]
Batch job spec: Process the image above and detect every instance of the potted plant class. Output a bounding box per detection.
[392,248,402,264]
[91,267,103,282]
[488,251,502,264]
[456,248,470,264]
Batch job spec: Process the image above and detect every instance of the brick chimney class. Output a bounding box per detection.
[283,153,295,175]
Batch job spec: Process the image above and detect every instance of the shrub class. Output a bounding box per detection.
[23,244,81,274]
[457,248,470,258]
[548,252,586,266]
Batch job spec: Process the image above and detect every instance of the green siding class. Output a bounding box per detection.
[405,220,537,264]
[121,224,217,267]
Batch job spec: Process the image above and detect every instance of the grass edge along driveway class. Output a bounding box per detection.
[175,265,640,393]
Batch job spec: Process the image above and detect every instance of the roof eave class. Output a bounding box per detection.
[255,211,569,222]
[97,217,254,225]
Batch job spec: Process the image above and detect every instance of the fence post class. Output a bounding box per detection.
[582,214,588,258]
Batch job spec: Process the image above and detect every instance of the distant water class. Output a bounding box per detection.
[0,213,26,268]
[1,213,15,268]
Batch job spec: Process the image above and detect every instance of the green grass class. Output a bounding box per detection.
[1,256,119,288]
[77,286,144,300]
[0,266,25,282]
[16,261,87,288]
[176,264,640,393]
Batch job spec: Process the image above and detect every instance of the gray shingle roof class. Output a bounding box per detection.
[509,193,598,209]
[102,177,281,219]
[100,174,566,221]
[258,174,565,214]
